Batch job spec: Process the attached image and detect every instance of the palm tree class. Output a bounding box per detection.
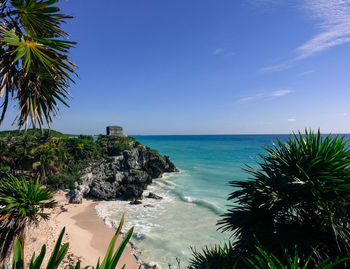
[218,130,350,264]
[0,0,77,133]
[0,175,55,261]
[31,140,61,182]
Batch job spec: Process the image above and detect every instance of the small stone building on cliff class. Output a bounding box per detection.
[106,126,123,136]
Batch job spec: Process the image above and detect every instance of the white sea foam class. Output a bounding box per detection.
[95,171,227,268]
[159,172,175,179]
[183,196,193,202]
[95,173,177,237]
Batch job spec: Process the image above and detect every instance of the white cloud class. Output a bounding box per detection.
[271,89,293,97]
[261,0,350,72]
[298,70,315,76]
[238,89,292,103]
[213,48,235,56]
[238,93,264,103]
[296,0,350,60]
[213,48,224,55]
[288,118,297,122]
[260,62,292,73]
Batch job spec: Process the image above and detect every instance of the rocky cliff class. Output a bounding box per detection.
[69,144,178,203]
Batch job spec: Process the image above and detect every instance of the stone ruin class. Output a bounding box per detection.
[106,125,123,136]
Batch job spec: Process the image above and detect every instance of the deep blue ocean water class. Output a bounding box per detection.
[95,134,350,268]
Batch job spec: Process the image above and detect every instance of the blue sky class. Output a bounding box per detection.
[2,0,350,135]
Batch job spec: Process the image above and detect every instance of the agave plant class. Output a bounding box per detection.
[0,0,77,133]
[94,214,134,269]
[188,244,350,269]
[218,130,350,264]
[0,175,55,261]
[244,246,350,269]
[188,242,236,269]
[0,215,136,269]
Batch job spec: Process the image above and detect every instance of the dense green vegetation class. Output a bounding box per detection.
[0,176,55,261]
[0,0,77,132]
[243,247,349,269]
[189,130,350,268]
[0,130,67,139]
[0,129,145,189]
[189,245,349,269]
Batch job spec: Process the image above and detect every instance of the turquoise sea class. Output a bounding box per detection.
[95,135,293,267]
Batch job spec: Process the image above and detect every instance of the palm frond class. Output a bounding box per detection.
[0,175,55,261]
[0,0,77,131]
[218,130,350,264]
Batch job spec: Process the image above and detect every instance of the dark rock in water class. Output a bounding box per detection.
[69,145,177,203]
[148,192,163,200]
[130,200,142,205]
[144,204,154,208]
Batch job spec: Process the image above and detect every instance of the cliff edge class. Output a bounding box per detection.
[69,139,178,203]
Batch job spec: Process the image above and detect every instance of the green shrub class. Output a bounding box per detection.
[47,173,79,190]
[78,135,94,141]
[244,246,350,269]
[107,144,132,156]
[218,130,350,264]
[145,146,160,156]
[188,243,235,269]
[130,170,141,175]
[0,166,10,178]
[0,176,55,261]
[188,245,350,269]
[0,129,67,139]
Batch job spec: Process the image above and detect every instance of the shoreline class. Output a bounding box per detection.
[25,190,141,268]
[94,206,144,265]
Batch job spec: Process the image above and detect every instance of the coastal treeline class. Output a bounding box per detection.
[0,129,151,189]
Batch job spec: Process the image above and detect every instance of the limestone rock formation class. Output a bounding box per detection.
[69,146,177,203]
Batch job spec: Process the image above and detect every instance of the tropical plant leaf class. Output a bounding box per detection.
[218,130,350,265]
[0,0,77,132]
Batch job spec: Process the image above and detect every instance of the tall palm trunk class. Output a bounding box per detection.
[41,165,46,183]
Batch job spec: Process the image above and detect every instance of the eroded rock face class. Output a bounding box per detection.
[148,192,163,200]
[69,147,177,204]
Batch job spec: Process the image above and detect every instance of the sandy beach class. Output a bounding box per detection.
[25,190,140,268]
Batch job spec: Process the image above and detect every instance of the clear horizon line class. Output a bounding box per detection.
[64,132,350,136]
[128,132,350,136]
[2,128,349,136]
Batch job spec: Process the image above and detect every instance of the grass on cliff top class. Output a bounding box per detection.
[0,129,67,138]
